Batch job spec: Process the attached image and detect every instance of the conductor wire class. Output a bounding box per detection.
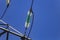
[0,0,10,19]
[27,0,34,38]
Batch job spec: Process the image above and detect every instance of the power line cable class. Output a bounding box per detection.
[27,0,34,38]
[0,0,10,19]
[24,0,34,39]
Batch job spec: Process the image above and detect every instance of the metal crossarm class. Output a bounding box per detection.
[0,31,6,36]
[0,27,31,40]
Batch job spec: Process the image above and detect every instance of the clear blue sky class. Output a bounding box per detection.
[0,0,60,40]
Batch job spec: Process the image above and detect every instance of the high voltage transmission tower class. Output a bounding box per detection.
[0,0,34,40]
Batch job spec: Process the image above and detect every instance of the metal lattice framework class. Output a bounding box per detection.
[0,0,34,40]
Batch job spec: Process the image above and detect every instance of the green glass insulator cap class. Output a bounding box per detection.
[25,11,32,28]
